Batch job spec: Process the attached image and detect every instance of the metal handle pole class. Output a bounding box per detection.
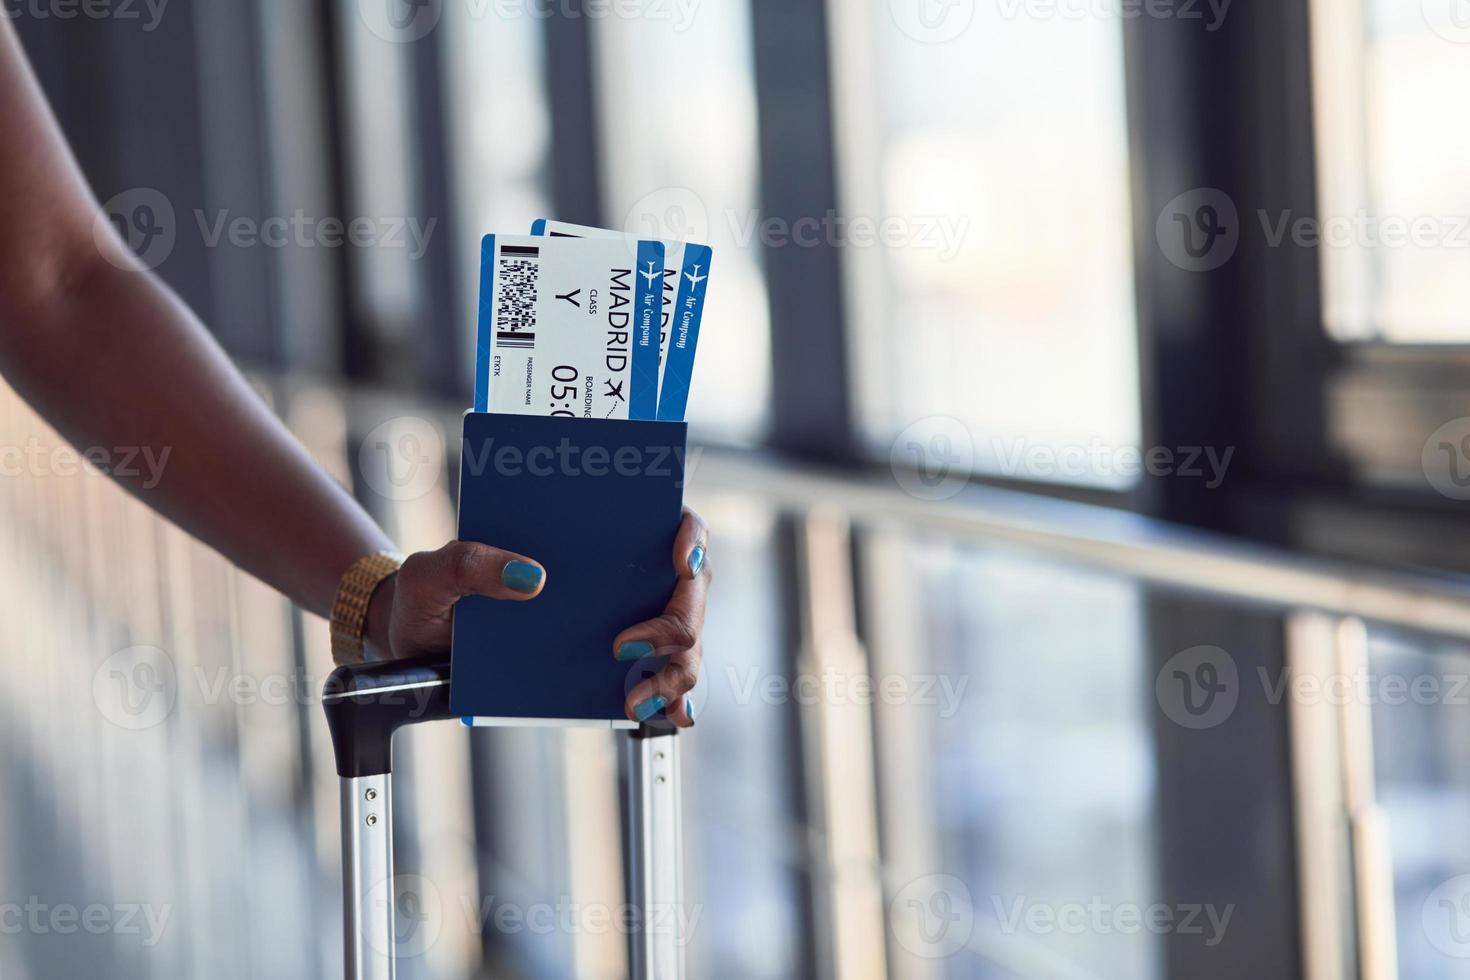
[322,657,453,980]
[342,774,395,980]
[624,729,685,979]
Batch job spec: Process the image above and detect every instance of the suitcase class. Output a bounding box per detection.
[322,655,685,979]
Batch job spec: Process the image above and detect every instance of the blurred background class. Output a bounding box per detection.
[4,0,1470,977]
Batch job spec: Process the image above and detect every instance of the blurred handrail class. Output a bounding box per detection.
[694,450,1470,641]
[279,374,1470,642]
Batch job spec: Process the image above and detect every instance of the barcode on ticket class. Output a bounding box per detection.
[496,245,540,349]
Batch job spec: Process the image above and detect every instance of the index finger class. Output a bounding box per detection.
[613,563,710,660]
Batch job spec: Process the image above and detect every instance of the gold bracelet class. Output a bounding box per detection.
[330,551,404,665]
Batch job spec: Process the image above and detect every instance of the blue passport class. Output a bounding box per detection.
[449,412,688,723]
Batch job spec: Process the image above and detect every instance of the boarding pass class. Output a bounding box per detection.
[473,234,665,419]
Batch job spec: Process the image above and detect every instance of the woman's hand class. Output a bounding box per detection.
[364,540,548,663]
[362,508,710,727]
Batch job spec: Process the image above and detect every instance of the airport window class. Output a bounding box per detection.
[335,9,427,354]
[1310,0,1470,343]
[830,5,1142,489]
[1367,626,1470,978]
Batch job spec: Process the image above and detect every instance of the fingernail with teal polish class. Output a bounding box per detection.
[688,545,705,577]
[685,698,696,725]
[634,695,667,722]
[617,640,654,661]
[502,560,543,594]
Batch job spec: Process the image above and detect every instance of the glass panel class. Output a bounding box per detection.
[870,535,1159,977]
[336,1,425,343]
[1366,626,1470,978]
[0,384,330,980]
[679,495,804,977]
[832,7,1141,489]
[471,727,582,977]
[1311,0,1470,342]
[590,4,772,444]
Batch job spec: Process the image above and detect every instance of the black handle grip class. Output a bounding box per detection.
[322,655,454,777]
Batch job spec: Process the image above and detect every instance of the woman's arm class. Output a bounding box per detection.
[0,19,707,725]
[0,17,399,624]
[0,19,707,724]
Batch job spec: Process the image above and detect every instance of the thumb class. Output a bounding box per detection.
[400,541,547,605]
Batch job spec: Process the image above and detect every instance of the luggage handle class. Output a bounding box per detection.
[321,656,684,979]
[323,655,454,779]
[323,656,454,980]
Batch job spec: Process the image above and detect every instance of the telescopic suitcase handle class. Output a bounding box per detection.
[322,656,453,980]
[321,657,685,979]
